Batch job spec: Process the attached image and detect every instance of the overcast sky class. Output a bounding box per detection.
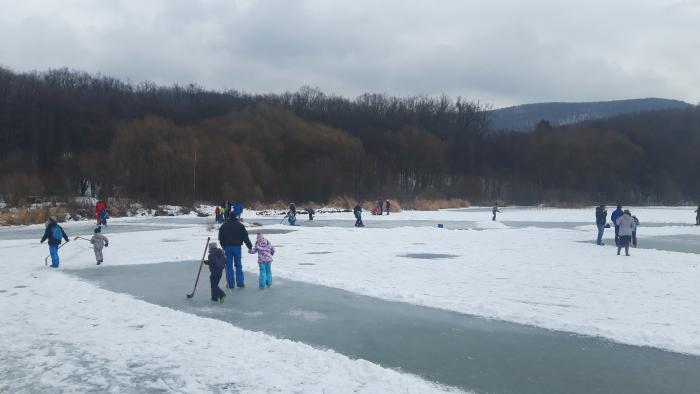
[1,0,698,107]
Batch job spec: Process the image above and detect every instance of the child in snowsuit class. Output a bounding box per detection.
[204,242,227,303]
[249,232,275,289]
[100,208,109,226]
[90,226,109,265]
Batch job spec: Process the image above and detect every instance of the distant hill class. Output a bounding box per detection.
[488,98,693,132]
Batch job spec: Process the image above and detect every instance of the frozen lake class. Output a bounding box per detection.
[68,261,700,394]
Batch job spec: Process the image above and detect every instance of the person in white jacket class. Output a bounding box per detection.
[615,210,635,256]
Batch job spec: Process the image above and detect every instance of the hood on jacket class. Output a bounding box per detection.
[256,232,270,248]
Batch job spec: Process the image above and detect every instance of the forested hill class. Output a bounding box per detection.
[488,98,692,132]
[1,67,699,206]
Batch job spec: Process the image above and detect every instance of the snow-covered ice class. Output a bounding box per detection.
[2,206,699,392]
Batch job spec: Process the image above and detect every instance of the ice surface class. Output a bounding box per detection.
[67,261,700,394]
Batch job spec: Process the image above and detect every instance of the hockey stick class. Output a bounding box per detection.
[44,242,67,266]
[73,236,91,242]
[186,236,211,299]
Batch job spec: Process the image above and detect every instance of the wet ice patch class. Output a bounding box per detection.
[287,310,326,322]
[399,253,459,260]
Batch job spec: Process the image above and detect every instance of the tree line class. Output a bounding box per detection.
[0,67,698,206]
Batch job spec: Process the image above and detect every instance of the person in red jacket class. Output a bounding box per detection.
[95,200,107,225]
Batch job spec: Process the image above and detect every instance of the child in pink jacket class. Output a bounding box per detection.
[249,232,275,289]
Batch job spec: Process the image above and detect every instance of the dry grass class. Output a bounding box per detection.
[0,206,67,226]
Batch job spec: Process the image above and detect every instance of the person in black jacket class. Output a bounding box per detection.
[218,214,253,288]
[595,204,608,246]
[40,216,69,268]
[203,242,227,303]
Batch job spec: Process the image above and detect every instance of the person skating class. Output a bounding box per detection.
[385,199,391,215]
[615,209,635,256]
[90,226,109,265]
[306,207,315,221]
[40,216,69,268]
[695,205,699,225]
[95,199,107,225]
[492,203,502,221]
[377,200,383,215]
[285,203,298,225]
[353,204,364,227]
[99,207,109,226]
[595,204,608,246]
[232,202,243,219]
[203,242,226,303]
[631,214,640,248]
[218,213,253,288]
[215,206,223,224]
[610,205,623,246]
[249,232,276,289]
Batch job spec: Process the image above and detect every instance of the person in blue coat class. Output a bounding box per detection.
[595,204,608,246]
[40,216,69,268]
[610,205,623,246]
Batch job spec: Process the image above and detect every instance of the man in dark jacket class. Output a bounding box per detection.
[218,214,253,288]
[40,216,69,268]
[203,242,226,303]
[610,205,623,246]
[595,204,607,246]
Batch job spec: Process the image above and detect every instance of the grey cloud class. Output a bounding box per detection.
[0,0,697,107]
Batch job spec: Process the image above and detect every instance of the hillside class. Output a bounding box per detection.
[488,98,692,132]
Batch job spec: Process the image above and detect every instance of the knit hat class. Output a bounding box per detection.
[94,226,101,233]
[209,242,218,250]
[49,216,57,223]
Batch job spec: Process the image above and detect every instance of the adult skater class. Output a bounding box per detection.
[40,216,69,268]
[377,200,383,215]
[492,203,502,221]
[306,207,315,221]
[610,205,624,246]
[353,204,364,227]
[695,205,699,225]
[218,213,253,288]
[595,204,608,246]
[615,209,635,256]
[95,199,107,225]
[385,199,391,215]
[215,206,223,224]
[285,203,298,225]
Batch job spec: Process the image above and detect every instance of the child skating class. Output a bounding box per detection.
[249,232,275,289]
[90,227,109,265]
[204,242,226,303]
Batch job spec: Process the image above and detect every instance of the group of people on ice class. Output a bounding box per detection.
[40,216,109,268]
[205,209,276,303]
[215,201,243,224]
[595,204,640,256]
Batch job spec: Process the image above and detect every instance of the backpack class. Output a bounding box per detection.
[52,226,62,241]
